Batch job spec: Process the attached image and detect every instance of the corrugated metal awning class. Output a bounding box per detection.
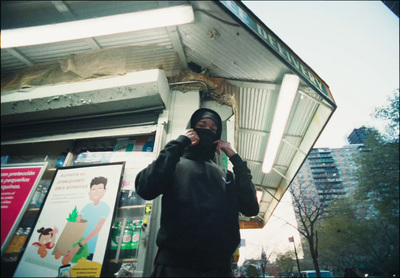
[1,0,336,227]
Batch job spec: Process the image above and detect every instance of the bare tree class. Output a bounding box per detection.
[287,181,339,278]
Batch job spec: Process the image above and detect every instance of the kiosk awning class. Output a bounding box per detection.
[1,1,336,227]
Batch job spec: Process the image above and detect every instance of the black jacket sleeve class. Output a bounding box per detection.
[229,154,260,216]
[135,135,191,200]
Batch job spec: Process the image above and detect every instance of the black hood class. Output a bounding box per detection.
[186,108,222,140]
[184,108,223,161]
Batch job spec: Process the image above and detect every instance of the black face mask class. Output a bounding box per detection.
[184,128,217,161]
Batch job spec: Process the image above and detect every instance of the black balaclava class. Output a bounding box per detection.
[183,108,222,161]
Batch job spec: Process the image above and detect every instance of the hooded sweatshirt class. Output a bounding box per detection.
[135,108,259,271]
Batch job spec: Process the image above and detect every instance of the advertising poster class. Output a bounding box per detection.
[72,135,155,192]
[1,163,47,251]
[110,152,154,191]
[13,162,125,278]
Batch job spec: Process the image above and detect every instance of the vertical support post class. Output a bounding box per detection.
[289,236,301,275]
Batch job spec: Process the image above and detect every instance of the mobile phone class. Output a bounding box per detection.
[58,264,71,278]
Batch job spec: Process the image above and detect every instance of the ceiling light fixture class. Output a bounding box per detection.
[262,74,300,173]
[1,5,194,48]
[256,190,263,204]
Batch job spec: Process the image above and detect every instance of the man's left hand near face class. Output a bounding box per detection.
[214,140,237,158]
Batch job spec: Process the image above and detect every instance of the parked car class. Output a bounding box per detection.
[300,270,334,278]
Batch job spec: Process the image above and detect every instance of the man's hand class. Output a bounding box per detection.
[214,140,237,158]
[184,129,200,146]
[62,244,80,265]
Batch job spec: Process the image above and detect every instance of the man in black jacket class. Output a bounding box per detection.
[135,108,259,277]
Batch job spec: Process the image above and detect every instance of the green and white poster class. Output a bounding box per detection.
[14,162,125,277]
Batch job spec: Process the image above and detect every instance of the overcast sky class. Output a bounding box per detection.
[239,0,399,265]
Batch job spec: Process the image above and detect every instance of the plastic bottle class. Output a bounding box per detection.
[14,227,31,254]
[119,191,128,207]
[36,188,47,207]
[120,221,133,259]
[127,191,137,206]
[56,153,67,166]
[110,220,121,258]
[130,220,142,258]
[30,185,42,208]
[4,227,24,262]
[4,227,24,254]
[126,191,134,206]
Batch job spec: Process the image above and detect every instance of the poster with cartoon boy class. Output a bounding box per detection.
[62,176,110,265]
[13,162,124,278]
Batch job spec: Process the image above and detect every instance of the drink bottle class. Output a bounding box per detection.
[120,221,133,259]
[131,220,142,258]
[14,227,31,255]
[30,185,42,208]
[37,188,47,207]
[4,227,24,262]
[110,221,120,258]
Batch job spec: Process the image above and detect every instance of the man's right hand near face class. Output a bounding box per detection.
[184,129,200,146]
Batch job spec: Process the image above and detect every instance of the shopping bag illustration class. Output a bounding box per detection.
[52,220,87,256]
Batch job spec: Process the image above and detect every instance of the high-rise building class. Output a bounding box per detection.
[347,126,372,145]
[291,144,364,204]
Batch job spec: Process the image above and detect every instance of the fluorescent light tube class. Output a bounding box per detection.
[262,74,300,173]
[256,190,263,203]
[1,5,194,48]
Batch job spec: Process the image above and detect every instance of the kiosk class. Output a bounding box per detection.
[1,1,336,276]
